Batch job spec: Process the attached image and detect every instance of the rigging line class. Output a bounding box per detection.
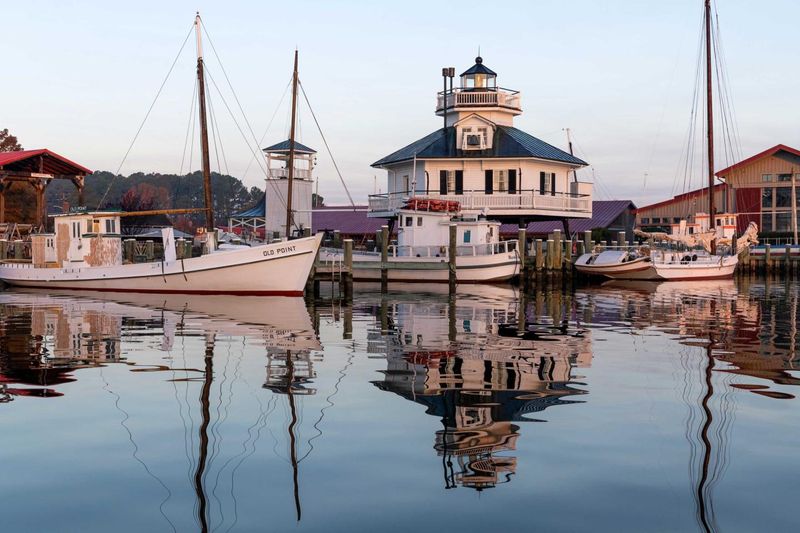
[99,367,178,533]
[299,79,356,207]
[98,24,194,209]
[206,86,224,180]
[180,78,199,175]
[241,77,292,178]
[199,22,293,211]
[207,85,230,177]
[202,65,295,228]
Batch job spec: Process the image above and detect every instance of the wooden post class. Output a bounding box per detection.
[535,239,544,271]
[343,239,353,299]
[0,239,6,261]
[576,240,585,258]
[553,229,562,269]
[617,231,626,248]
[333,230,341,248]
[785,244,792,272]
[0,182,5,224]
[765,244,771,273]
[343,304,353,340]
[145,240,155,261]
[517,227,527,276]
[380,225,389,288]
[583,230,592,254]
[449,224,457,291]
[565,239,573,271]
[546,239,555,270]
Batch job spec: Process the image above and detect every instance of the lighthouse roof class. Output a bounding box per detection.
[460,56,497,77]
[371,126,587,167]
[262,139,317,154]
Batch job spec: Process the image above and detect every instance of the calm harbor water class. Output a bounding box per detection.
[1,279,798,532]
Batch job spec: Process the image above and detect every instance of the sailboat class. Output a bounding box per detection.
[577,0,756,282]
[0,14,321,296]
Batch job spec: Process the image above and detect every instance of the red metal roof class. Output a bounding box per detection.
[0,149,92,175]
[715,144,800,177]
[634,183,727,213]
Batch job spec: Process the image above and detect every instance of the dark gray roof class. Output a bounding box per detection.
[262,139,316,154]
[231,194,266,218]
[372,126,588,167]
[460,56,496,77]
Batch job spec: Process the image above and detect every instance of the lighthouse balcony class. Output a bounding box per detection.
[267,168,313,180]
[436,88,521,114]
[368,183,592,219]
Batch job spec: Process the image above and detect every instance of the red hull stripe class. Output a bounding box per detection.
[6,285,304,297]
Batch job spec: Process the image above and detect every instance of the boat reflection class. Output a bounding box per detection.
[369,284,591,490]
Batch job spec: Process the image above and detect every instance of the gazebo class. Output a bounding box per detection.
[0,149,91,227]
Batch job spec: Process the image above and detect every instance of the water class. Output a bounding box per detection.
[0,279,798,532]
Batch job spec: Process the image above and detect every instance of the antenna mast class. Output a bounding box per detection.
[195,13,215,231]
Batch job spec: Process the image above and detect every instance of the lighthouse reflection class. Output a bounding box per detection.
[369,285,591,490]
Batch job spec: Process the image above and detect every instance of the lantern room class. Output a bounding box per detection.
[460,57,497,90]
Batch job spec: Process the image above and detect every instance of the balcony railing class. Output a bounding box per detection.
[267,168,312,180]
[368,189,592,215]
[436,88,521,113]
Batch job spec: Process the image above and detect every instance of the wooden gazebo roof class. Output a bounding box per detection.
[0,149,92,176]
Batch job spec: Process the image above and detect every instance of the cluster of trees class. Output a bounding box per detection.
[4,128,325,229]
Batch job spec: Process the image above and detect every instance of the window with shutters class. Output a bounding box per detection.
[447,171,456,193]
[495,170,507,192]
[539,172,556,195]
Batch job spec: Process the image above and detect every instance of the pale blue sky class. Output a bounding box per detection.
[3,0,798,206]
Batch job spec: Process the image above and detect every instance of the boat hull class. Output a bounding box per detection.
[321,250,519,283]
[0,234,322,296]
[651,255,738,281]
[574,252,660,280]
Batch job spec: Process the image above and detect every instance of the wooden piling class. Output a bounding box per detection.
[535,239,544,271]
[449,223,457,291]
[565,239,573,271]
[333,230,341,248]
[380,225,389,289]
[517,227,527,278]
[583,231,592,254]
[617,231,626,248]
[765,244,771,271]
[553,229,562,269]
[546,239,554,270]
[343,239,353,300]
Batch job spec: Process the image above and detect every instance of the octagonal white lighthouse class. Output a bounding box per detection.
[369,57,593,222]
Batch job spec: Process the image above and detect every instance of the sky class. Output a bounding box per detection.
[3,0,799,207]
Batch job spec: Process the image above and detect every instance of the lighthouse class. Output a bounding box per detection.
[369,57,593,224]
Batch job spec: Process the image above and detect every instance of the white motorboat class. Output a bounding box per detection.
[574,249,658,280]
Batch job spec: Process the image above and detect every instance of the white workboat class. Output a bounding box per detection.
[0,15,322,296]
[0,214,321,295]
[320,199,520,283]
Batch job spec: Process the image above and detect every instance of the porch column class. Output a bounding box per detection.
[32,178,49,229]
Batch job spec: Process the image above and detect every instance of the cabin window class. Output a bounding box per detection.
[405,216,413,227]
[777,173,792,182]
[463,230,471,243]
[762,188,773,208]
[417,217,423,226]
[642,218,650,224]
[762,174,773,182]
[776,187,792,208]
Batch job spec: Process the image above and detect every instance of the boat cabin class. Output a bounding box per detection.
[395,200,501,255]
[32,211,124,268]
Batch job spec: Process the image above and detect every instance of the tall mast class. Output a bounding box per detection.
[195,13,214,231]
[194,333,214,533]
[705,0,715,232]
[285,50,299,238]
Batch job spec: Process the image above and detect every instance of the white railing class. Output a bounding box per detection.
[387,240,517,258]
[436,89,521,111]
[268,168,312,180]
[368,189,591,215]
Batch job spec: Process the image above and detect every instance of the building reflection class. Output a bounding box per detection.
[370,285,591,490]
